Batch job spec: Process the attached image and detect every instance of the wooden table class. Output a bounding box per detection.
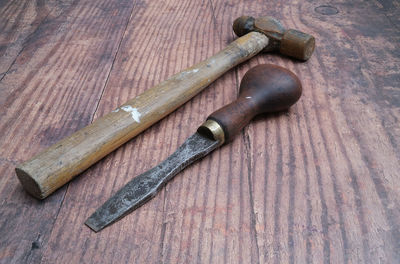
[1,0,399,263]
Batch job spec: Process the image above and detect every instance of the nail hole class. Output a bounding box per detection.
[31,241,40,250]
[315,5,339,15]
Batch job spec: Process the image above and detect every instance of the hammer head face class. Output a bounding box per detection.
[233,16,284,38]
[232,16,255,37]
[233,16,315,61]
[280,29,315,61]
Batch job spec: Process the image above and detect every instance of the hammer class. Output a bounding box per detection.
[16,16,315,199]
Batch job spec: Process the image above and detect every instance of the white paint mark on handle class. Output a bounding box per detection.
[177,68,200,79]
[120,105,141,123]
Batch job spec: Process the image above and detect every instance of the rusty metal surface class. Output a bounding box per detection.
[85,132,219,232]
[232,16,315,60]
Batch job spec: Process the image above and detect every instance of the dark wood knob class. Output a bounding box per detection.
[204,64,302,142]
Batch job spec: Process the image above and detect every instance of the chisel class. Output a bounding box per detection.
[85,64,302,232]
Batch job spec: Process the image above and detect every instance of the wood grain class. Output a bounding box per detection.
[1,0,399,263]
[0,0,137,262]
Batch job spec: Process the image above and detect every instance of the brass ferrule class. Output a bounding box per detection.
[197,119,225,145]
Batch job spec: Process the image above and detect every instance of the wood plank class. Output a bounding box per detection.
[0,0,52,78]
[237,0,400,263]
[0,0,136,262]
[0,0,399,263]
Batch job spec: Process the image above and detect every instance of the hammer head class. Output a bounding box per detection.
[233,16,315,61]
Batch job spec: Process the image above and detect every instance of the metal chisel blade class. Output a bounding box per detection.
[85,132,220,232]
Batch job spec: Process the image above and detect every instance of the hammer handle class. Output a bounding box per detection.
[16,32,269,199]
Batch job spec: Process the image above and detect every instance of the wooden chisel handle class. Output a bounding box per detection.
[198,64,302,144]
[15,32,269,199]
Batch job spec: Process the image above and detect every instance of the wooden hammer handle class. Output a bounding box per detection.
[16,32,269,199]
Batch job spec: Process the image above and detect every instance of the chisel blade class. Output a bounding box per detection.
[85,132,220,232]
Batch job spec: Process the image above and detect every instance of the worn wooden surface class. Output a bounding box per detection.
[0,0,399,263]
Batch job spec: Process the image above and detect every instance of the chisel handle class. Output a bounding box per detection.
[15,32,269,199]
[199,64,302,143]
